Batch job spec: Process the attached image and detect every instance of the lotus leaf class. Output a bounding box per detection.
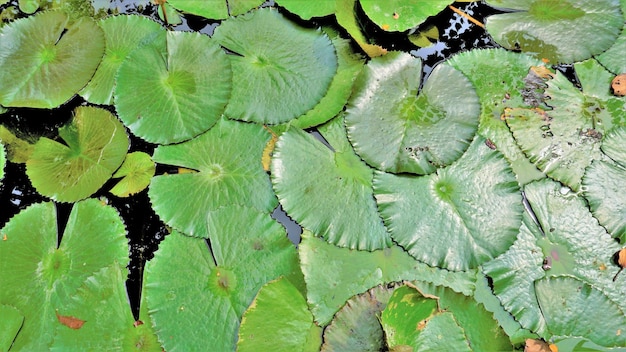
[360,0,452,32]
[80,15,163,105]
[144,207,301,351]
[276,0,335,19]
[374,136,522,271]
[446,48,545,185]
[237,277,321,352]
[484,0,623,63]
[110,152,155,198]
[149,117,277,238]
[335,0,387,57]
[115,30,231,144]
[345,51,480,174]
[0,11,105,108]
[0,305,23,352]
[26,106,129,203]
[0,200,128,350]
[212,8,337,124]
[166,0,263,19]
[271,115,391,251]
[483,179,625,341]
[50,264,161,351]
[299,232,476,326]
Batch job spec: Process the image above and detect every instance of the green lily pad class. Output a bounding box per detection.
[484,0,623,63]
[360,0,452,32]
[374,136,522,271]
[50,264,161,351]
[597,0,626,75]
[335,0,387,57]
[583,126,626,242]
[80,15,163,105]
[0,200,128,351]
[166,0,263,19]
[115,30,231,144]
[26,106,129,203]
[237,277,321,352]
[345,51,480,174]
[506,59,625,191]
[0,10,105,108]
[483,179,624,339]
[299,231,476,326]
[271,116,391,250]
[446,48,545,185]
[0,125,34,163]
[144,207,301,351]
[110,152,155,198]
[149,117,277,238]
[276,0,335,19]
[321,284,400,352]
[212,8,337,124]
[0,305,23,352]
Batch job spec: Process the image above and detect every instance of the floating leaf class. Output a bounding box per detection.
[80,14,163,105]
[594,0,626,75]
[0,125,35,163]
[149,117,276,238]
[374,136,522,271]
[144,207,301,351]
[212,8,337,124]
[0,10,104,108]
[271,116,391,250]
[276,0,335,19]
[360,0,452,32]
[237,277,321,352]
[26,106,129,202]
[345,52,480,174]
[484,0,622,63]
[446,48,545,185]
[0,305,23,352]
[335,0,387,57]
[115,30,231,144]
[0,200,128,351]
[166,0,263,19]
[299,232,476,326]
[110,152,155,198]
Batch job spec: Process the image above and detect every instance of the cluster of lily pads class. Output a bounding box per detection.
[1,0,626,351]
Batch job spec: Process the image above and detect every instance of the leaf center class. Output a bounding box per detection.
[400,95,444,125]
[40,248,70,288]
[208,267,237,296]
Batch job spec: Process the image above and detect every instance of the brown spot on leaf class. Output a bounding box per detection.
[485,139,496,150]
[56,311,85,329]
[393,12,399,19]
[417,319,428,330]
[133,320,144,327]
[612,74,626,96]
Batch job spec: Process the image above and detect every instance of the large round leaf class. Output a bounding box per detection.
[271,116,391,251]
[115,30,231,144]
[80,15,163,105]
[148,117,277,239]
[345,51,480,174]
[0,10,104,108]
[144,207,301,351]
[26,106,129,202]
[0,200,128,351]
[360,0,452,32]
[212,8,337,124]
[484,0,623,63]
[374,136,522,271]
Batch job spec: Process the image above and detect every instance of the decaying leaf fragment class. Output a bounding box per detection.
[524,338,557,352]
[613,248,626,281]
[612,74,626,96]
[55,311,85,330]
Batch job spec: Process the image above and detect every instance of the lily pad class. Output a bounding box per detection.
[166,0,263,19]
[237,277,321,352]
[149,117,277,239]
[0,305,23,352]
[26,106,129,203]
[276,0,335,19]
[144,207,301,351]
[80,15,163,105]
[212,8,337,124]
[374,136,522,271]
[446,48,545,185]
[345,51,480,174]
[0,10,105,108]
[360,0,452,32]
[0,200,128,351]
[271,115,391,250]
[299,231,476,326]
[0,125,34,163]
[110,152,155,198]
[484,0,623,63]
[335,0,387,57]
[115,30,231,144]
[597,0,626,75]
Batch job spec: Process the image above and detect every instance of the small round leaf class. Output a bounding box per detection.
[110,152,155,198]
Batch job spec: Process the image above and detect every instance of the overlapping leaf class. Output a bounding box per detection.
[26,106,129,202]
[110,152,155,198]
[0,200,128,350]
[276,0,335,19]
[149,117,276,238]
[335,0,387,57]
[212,8,337,124]
[0,305,23,351]
[166,0,263,19]
[484,0,623,63]
[374,136,522,271]
[597,0,626,74]
[345,51,480,174]
[115,30,231,144]
[271,116,391,251]
[0,10,104,108]
[360,0,452,32]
